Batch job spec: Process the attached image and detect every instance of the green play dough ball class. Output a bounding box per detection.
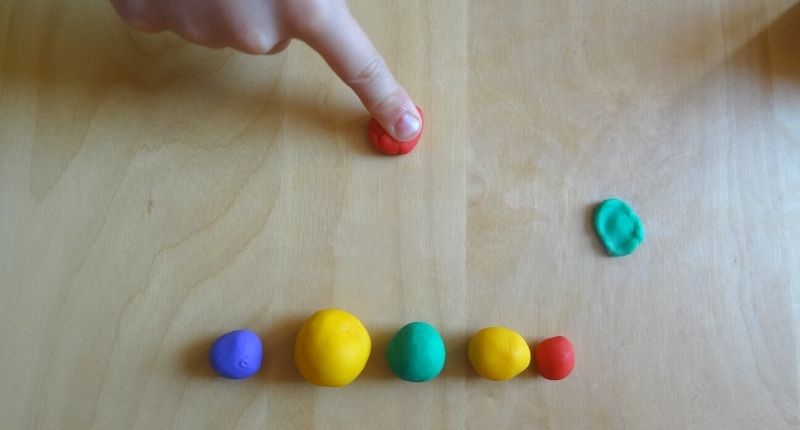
[386,321,446,382]
[594,198,645,257]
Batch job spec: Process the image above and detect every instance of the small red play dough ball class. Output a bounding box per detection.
[533,336,575,380]
[368,107,424,155]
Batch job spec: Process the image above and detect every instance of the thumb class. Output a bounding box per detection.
[298,5,421,142]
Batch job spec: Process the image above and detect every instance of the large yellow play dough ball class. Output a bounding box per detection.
[468,327,530,381]
[294,309,371,387]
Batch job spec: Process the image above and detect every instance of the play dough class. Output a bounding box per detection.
[208,329,263,379]
[533,336,574,381]
[294,309,371,387]
[468,327,530,381]
[594,198,645,256]
[368,107,424,155]
[385,321,446,382]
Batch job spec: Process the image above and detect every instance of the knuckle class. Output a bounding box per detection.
[266,39,291,54]
[347,56,401,112]
[217,6,278,54]
[233,30,273,55]
[347,56,384,88]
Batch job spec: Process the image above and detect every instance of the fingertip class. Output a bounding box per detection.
[374,101,422,142]
[392,108,422,142]
[368,106,424,155]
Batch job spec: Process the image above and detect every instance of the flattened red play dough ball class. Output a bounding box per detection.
[368,107,424,155]
[534,336,575,380]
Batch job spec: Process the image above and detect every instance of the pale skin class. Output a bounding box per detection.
[110,0,422,142]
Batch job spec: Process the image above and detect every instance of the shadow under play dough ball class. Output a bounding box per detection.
[367,107,424,155]
[468,327,530,381]
[208,329,263,379]
[294,309,371,387]
[593,198,645,257]
[385,321,446,382]
[533,336,575,381]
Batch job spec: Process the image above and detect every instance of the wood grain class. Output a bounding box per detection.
[1,0,798,428]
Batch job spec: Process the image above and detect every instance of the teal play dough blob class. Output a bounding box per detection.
[594,198,645,257]
[386,321,446,382]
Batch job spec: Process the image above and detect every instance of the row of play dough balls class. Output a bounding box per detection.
[209,309,574,385]
[469,327,574,381]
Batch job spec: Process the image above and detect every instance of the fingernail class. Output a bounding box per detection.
[394,111,421,141]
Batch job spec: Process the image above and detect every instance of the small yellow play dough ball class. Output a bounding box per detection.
[468,327,530,381]
[294,309,371,387]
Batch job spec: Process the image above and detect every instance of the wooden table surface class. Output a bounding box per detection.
[2,0,799,428]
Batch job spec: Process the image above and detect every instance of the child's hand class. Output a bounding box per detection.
[111,0,421,141]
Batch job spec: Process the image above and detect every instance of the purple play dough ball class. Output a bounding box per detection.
[208,329,263,379]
